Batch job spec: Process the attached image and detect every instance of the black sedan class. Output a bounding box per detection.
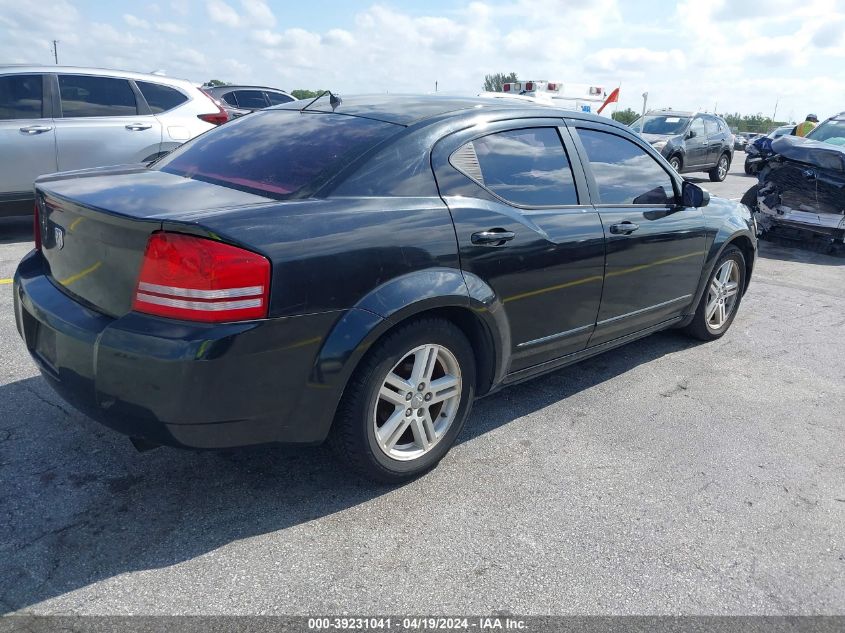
[14,95,756,482]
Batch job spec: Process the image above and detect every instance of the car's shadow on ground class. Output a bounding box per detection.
[0,329,699,613]
[0,218,33,245]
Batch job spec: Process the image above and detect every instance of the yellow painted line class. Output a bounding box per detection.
[0,278,12,285]
[59,261,102,286]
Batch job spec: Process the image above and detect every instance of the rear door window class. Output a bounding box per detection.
[59,75,138,117]
[0,74,43,119]
[137,81,188,113]
[234,90,269,109]
[457,127,578,206]
[220,91,238,106]
[265,91,294,105]
[155,110,400,199]
[577,128,676,205]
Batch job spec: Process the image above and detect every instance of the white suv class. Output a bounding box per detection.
[0,65,228,217]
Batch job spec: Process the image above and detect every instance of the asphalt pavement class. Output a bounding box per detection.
[0,156,843,615]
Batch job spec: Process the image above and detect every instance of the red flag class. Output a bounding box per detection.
[597,87,620,114]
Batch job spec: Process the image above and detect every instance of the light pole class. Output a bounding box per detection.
[641,91,648,122]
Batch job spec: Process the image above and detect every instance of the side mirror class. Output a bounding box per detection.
[686,129,696,139]
[682,180,710,208]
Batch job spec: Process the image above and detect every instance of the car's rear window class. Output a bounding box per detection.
[155,110,401,199]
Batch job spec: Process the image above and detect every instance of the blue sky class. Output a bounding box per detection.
[1,0,844,121]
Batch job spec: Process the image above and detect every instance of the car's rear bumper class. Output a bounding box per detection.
[13,251,347,449]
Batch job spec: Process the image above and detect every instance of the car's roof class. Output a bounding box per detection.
[206,85,292,94]
[0,64,195,87]
[274,93,625,127]
[646,110,695,117]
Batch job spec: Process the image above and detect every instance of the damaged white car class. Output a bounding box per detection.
[741,118,845,250]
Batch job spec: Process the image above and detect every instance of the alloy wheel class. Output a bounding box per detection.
[718,156,729,179]
[706,259,740,330]
[373,344,462,461]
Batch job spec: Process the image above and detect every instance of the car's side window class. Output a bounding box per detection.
[577,128,676,206]
[689,117,705,139]
[0,74,43,120]
[265,91,293,105]
[704,117,718,137]
[455,127,578,207]
[220,91,238,106]
[136,81,188,113]
[234,90,269,109]
[59,75,138,117]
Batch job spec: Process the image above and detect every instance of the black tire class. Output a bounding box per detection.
[684,246,746,341]
[668,155,682,172]
[329,317,476,484]
[740,184,759,211]
[744,161,753,176]
[709,153,731,182]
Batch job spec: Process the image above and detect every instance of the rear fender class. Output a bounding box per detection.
[294,268,510,442]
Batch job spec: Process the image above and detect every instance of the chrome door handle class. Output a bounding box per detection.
[19,125,53,134]
[471,229,516,246]
[609,221,640,235]
[125,123,152,131]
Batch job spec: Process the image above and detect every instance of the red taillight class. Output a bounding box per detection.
[197,91,229,125]
[198,107,229,125]
[132,232,270,323]
[33,201,42,251]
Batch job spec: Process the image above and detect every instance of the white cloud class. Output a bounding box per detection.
[0,0,843,121]
[156,22,188,35]
[123,14,150,29]
[241,0,276,27]
[323,28,354,46]
[206,0,240,27]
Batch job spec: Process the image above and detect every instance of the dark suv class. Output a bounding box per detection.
[202,84,296,119]
[631,111,734,182]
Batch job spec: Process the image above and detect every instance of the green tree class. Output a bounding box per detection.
[482,72,519,92]
[204,79,230,87]
[612,108,639,126]
[291,89,326,100]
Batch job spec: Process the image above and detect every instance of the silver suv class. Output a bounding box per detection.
[0,65,228,217]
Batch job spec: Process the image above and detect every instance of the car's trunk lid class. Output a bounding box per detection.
[37,168,271,317]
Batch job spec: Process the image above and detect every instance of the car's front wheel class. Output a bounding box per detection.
[330,318,476,483]
[668,155,682,172]
[709,153,730,182]
[684,246,746,341]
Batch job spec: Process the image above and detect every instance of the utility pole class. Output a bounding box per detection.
[51,40,59,64]
[772,97,779,122]
[641,92,648,122]
[435,80,438,93]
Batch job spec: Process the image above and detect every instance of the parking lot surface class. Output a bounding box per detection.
[0,159,843,615]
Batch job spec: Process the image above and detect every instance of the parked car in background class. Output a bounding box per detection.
[744,125,794,175]
[14,95,756,482]
[0,65,228,217]
[202,85,296,119]
[630,110,734,181]
[734,133,748,151]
